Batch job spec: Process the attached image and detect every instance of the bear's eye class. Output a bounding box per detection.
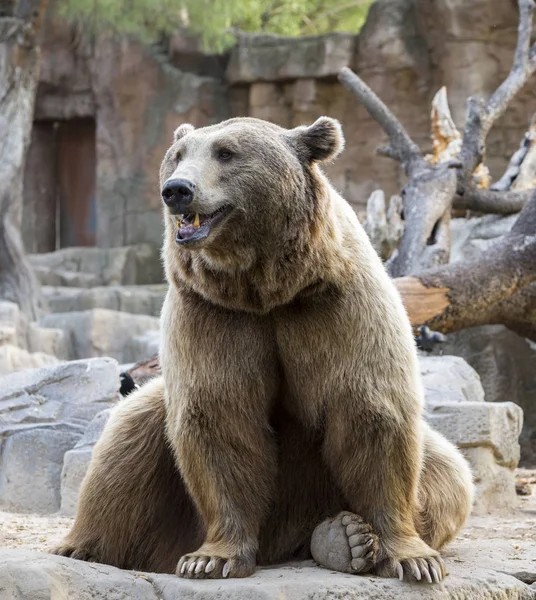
[217,149,233,161]
[175,152,182,163]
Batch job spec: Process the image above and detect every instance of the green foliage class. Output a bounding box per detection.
[60,0,373,51]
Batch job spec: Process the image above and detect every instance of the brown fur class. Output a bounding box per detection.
[53,117,473,580]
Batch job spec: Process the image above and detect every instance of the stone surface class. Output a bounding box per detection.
[61,409,112,516]
[426,401,523,513]
[226,32,356,83]
[92,35,228,249]
[419,355,523,512]
[0,358,119,513]
[0,300,69,361]
[29,245,165,287]
[43,284,167,316]
[0,345,60,376]
[420,355,485,405]
[436,326,536,467]
[0,548,534,600]
[39,309,160,363]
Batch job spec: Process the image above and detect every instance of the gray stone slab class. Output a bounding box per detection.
[0,549,533,600]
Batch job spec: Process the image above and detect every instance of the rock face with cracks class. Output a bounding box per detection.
[0,358,119,513]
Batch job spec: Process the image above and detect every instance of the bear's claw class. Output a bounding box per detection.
[176,552,255,579]
[395,555,446,583]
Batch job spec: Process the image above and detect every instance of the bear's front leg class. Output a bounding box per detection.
[161,288,279,579]
[169,396,277,579]
[322,406,446,583]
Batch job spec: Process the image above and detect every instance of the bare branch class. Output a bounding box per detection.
[460,0,536,176]
[395,192,536,339]
[454,185,533,214]
[338,67,424,175]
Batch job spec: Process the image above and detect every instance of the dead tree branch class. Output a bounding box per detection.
[339,0,536,275]
[395,191,536,340]
[338,69,457,276]
[454,186,533,214]
[338,67,425,176]
[455,0,536,212]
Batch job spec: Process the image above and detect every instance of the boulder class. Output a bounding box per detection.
[0,548,533,600]
[61,409,112,516]
[0,358,119,513]
[420,355,523,513]
[43,284,167,316]
[39,309,160,363]
[426,401,523,514]
[29,244,164,287]
[420,355,485,404]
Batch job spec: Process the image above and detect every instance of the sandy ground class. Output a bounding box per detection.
[1,470,535,555]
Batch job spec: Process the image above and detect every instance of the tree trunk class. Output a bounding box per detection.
[394,192,536,341]
[0,1,49,319]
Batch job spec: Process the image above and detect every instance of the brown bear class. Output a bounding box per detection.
[52,117,473,583]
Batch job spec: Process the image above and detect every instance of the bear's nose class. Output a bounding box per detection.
[161,179,196,212]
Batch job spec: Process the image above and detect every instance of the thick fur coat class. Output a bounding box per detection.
[53,117,473,583]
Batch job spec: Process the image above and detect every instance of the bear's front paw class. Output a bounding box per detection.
[176,551,255,579]
[376,554,447,583]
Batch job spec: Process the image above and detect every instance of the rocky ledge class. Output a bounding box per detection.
[0,543,535,600]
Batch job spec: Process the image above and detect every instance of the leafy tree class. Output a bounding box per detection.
[60,0,373,51]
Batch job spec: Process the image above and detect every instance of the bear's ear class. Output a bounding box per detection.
[291,117,345,163]
[173,123,195,142]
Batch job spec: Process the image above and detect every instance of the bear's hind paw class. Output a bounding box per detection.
[311,511,378,575]
[50,543,100,563]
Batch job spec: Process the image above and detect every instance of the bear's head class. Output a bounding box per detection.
[160,117,344,262]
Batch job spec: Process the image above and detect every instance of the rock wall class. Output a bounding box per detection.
[24,0,536,250]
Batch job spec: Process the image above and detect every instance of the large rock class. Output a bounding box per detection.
[43,284,167,316]
[39,309,160,363]
[420,355,485,404]
[0,358,119,513]
[61,409,112,516]
[427,401,523,514]
[0,548,534,600]
[227,33,355,83]
[0,300,69,365]
[436,326,536,467]
[29,244,164,287]
[419,355,523,513]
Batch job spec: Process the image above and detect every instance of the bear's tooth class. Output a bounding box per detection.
[175,218,182,229]
[193,213,200,228]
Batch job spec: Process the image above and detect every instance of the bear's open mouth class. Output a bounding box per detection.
[175,205,232,245]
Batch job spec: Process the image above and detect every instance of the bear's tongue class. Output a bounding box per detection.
[176,213,209,239]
